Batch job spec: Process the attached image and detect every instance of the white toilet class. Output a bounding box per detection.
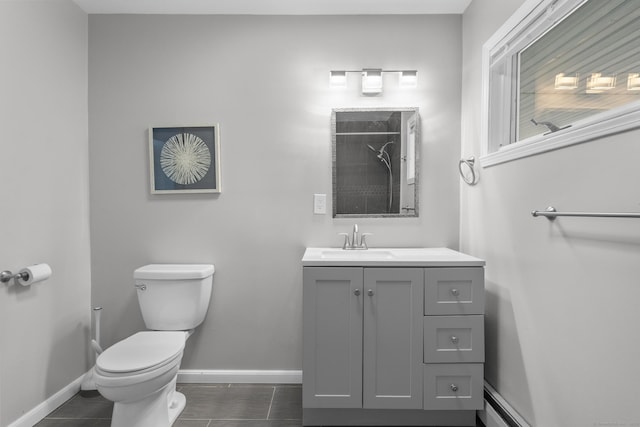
[93,264,214,427]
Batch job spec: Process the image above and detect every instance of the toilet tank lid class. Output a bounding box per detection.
[134,264,214,280]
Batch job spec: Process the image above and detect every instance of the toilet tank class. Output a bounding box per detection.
[134,264,214,331]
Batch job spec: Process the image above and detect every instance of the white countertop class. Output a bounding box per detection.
[302,247,485,267]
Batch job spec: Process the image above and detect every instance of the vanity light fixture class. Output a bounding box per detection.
[554,73,578,90]
[329,68,418,94]
[329,70,347,88]
[362,68,383,94]
[400,70,418,88]
[627,73,640,91]
[586,72,616,93]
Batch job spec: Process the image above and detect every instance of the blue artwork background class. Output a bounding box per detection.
[151,126,218,192]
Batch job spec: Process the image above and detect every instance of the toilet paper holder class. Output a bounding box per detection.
[2,264,52,286]
[1,269,30,284]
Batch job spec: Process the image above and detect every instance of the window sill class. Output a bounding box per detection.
[480,101,640,168]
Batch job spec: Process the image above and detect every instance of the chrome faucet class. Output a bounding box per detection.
[339,224,372,250]
[352,224,359,249]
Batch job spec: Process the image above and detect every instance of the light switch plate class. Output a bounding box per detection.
[313,194,327,214]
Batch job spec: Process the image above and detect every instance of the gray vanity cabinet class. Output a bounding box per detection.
[303,267,423,410]
[302,248,485,426]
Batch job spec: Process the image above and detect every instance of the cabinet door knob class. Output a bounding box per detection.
[367,289,374,296]
[450,288,459,296]
[450,335,459,344]
[354,289,361,296]
[450,384,459,392]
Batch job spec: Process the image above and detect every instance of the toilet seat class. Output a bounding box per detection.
[97,331,186,375]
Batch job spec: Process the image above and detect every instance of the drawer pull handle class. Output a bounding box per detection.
[450,384,459,392]
[367,289,374,296]
[450,288,460,297]
[354,289,361,296]
[450,335,459,344]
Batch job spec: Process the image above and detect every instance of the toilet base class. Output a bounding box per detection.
[168,391,186,424]
[110,378,185,427]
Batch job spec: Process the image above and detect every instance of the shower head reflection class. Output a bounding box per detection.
[366,141,394,212]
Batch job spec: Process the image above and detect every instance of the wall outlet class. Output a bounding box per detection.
[313,194,327,214]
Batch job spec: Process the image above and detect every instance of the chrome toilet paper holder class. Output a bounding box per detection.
[0,270,30,284]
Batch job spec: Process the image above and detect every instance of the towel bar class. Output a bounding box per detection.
[531,206,640,220]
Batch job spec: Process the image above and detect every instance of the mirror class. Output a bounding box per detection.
[332,108,419,218]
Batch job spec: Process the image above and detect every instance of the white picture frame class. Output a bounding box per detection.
[149,125,221,194]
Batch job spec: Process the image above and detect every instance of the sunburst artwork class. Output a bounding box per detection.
[160,133,211,185]
[149,125,221,194]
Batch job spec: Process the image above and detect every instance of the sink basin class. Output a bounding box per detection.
[320,249,396,260]
[302,247,485,267]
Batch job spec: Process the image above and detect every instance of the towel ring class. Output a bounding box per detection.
[458,157,478,185]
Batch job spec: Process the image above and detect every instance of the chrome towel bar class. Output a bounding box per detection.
[532,206,640,220]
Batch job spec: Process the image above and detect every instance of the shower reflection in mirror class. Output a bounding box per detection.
[332,108,419,218]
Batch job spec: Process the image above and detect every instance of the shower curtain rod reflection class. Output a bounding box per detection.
[531,206,640,220]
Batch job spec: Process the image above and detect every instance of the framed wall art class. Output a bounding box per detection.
[149,125,221,194]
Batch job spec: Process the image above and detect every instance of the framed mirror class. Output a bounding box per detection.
[332,108,419,218]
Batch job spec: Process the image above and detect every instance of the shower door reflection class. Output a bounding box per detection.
[332,108,419,217]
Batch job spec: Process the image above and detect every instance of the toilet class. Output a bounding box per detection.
[93,264,214,427]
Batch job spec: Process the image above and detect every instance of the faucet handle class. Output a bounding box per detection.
[338,233,350,249]
[360,233,373,249]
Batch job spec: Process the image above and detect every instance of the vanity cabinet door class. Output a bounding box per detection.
[363,268,423,409]
[303,267,363,408]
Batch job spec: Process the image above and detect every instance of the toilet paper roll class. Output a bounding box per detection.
[17,263,52,286]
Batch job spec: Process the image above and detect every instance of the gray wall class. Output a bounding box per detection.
[462,1,640,425]
[88,14,462,369]
[0,1,90,425]
[6,3,637,426]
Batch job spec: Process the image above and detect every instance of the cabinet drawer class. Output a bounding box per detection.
[423,363,483,410]
[424,268,484,315]
[423,315,484,363]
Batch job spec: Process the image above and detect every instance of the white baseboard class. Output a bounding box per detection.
[7,374,84,427]
[178,369,303,384]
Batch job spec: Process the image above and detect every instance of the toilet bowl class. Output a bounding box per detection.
[94,331,188,427]
[94,264,214,427]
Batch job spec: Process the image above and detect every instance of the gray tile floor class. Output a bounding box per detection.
[36,383,302,427]
[35,383,484,427]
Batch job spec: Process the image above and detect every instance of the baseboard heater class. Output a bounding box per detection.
[479,381,531,427]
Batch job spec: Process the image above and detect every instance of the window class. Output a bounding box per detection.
[481,0,640,166]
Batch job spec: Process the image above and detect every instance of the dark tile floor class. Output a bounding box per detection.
[35,383,484,426]
[36,383,302,427]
